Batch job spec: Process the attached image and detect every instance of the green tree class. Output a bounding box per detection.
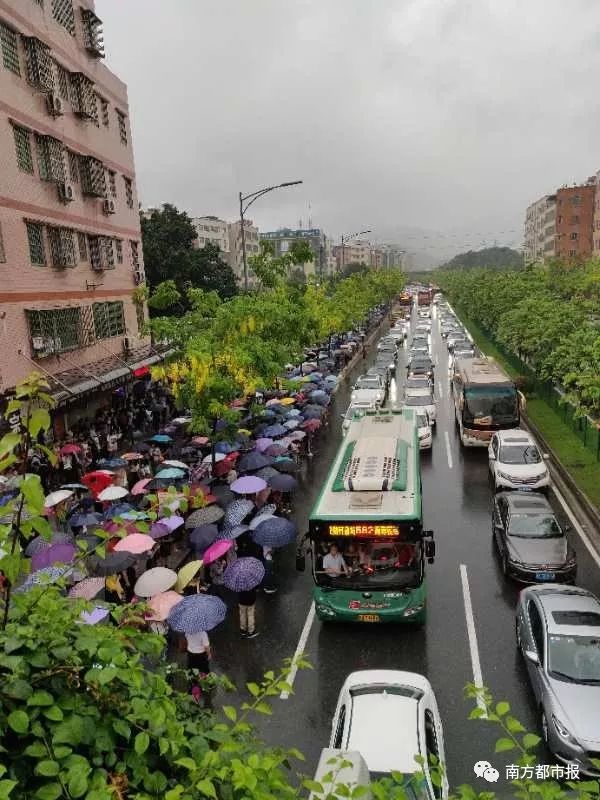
[443,246,523,270]
[140,204,197,292]
[190,243,237,299]
[249,240,314,289]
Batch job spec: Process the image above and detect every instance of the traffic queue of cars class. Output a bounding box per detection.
[438,297,600,777]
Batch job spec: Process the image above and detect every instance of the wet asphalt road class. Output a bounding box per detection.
[209,305,600,788]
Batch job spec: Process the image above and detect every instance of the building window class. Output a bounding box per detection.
[136,301,145,334]
[0,222,5,263]
[54,60,70,100]
[0,23,20,75]
[99,96,109,126]
[47,226,76,267]
[35,134,65,182]
[124,177,133,208]
[116,110,128,145]
[79,156,106,197]
[93,301,125,339]
[13,126,34,174]
[81,8,104,58]
[115,239,123,263]
[26,221,46,265]
[88,236,115,270]
[70,72,97,120]
[51,0,75,35]
[108,170,117,198]
[571,215,580,224]
[23,37,54,91]
[571,195,582,206]
[130,240,139,267]
[76,231,87,261]
[570,232,578,240]
[28,307,83,355]
[67,150,79,183]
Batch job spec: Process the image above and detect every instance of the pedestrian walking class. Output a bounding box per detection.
[262,546,277,594]
[238,587,258,638]
[185,630,211,674]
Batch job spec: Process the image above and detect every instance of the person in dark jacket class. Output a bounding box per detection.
[238,587,258,638]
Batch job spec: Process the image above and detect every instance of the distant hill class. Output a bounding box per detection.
[442,246,522,270]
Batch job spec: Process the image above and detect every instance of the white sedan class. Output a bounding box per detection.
[416,411,432,450]
[488,429,549,492]
[403,391,436,425]
[330,670,448,799]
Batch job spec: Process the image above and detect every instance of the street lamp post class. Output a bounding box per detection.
[239,180,303,291]
[339,229,372,272]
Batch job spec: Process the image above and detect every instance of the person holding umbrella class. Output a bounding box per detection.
[223,557,265,639]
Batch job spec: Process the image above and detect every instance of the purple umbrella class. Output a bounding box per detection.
[158,515,184,533]
[283,419,300,430]
[25,536,53,557]
[189,523,219,550]
[254,437,274,453]
[264,443,289,457]
[167,594,227,633]
[223,557,265,592]
[149,522,171,540]
[252,516,297,548]
[268,473,298,492]
[31,543,76,572]
[230,476,267,495]
[263,424,288,438]
[237,452,273,473]
[80,605,110,625]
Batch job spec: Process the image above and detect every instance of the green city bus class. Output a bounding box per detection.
[301,409,435,624]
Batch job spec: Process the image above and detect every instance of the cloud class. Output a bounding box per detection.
[96,0,600,261]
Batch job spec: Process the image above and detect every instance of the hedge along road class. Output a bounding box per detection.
[208,303,600,789]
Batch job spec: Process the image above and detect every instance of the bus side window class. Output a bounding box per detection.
[333,704,346,749]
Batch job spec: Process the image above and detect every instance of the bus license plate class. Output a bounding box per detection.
[358,614,380,623]
[535,571,553,581]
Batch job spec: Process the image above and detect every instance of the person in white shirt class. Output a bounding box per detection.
[185,630,211,674]
[323,544,349,576]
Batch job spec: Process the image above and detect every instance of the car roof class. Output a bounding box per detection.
[530,588,600,636]
[500,492,552,512]
[497,429,534,444]
[343,670,430,774]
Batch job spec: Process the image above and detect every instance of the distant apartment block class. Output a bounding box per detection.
[333,240,371,269]
[555,179,596,261]
[261,227,328,278]
[0,0,159,434]
[524,195,554,263]
[228,218,260,284]
[593,170,600,255]
[191,216,230,255]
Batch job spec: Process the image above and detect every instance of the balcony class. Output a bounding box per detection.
[81,8,105,58]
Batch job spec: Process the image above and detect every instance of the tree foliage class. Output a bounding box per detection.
[248,240,314,289]
[436,259,600,416]
[443,246,523,270]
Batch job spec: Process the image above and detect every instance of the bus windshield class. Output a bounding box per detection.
[464,385,518,425]
[314,539,421,591]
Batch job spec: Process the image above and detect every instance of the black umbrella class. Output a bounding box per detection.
[210,485,235,507]
[189,523,219,551]
[237,452,273,472]
[272,459,300,474]
[88,551,136,576]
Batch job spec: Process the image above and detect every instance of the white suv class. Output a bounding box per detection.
[330,670,448,799]
[488,429,549,492]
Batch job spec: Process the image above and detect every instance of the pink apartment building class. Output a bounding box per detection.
[0,0,165,436]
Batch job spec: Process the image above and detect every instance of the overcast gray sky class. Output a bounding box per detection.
[97,0,600,263]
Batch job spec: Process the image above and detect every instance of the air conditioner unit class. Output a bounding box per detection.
[58,181,75,202]
[102,198,116,215]
[32,336,45,351]
[133,270,145,285]
[46,93,64,117]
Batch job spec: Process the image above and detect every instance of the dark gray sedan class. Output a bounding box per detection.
[516,585,600,775]
[492,492,577,583]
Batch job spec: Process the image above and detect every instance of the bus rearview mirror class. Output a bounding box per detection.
[425,540,436,562]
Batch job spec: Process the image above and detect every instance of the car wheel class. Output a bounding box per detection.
[541,709,549,745]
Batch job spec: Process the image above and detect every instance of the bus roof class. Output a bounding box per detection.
[310,409,421,522]
[455,357,514,386]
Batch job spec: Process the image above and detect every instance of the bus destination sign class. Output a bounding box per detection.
[327,524,399,538]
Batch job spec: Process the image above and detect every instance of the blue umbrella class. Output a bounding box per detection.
[223,557,265,592]
[263,424,288,438]
[120,510,151,520]
[97,458,127,469]
[189,523,219,550]
[69,511,103,528]
[150,434,172,443]
[285,409,302,419]
[167,594,227,633]
[237,452,273,472]
[252,516,297,548]
[155,467,186,480]
[302,408,324,420]
[312,394,331,407]
[103,503,134,520]
[214,441,235,454]
[283,419,300,430]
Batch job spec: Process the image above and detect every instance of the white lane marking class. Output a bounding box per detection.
[280,601,316,699]
[460,564,486,714]
[444,431,453,469]
[553,485,600,569]
[437,381,444,400]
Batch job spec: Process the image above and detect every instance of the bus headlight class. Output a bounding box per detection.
[403,603,425,617]
[316,604,336,617]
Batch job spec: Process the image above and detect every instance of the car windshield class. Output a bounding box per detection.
[464,385,518,424]
[355,378,380,390]
[314,540,422,590]
[404,395,433,406]
[500,444,541,464]
[407,379,429,388]
[548,634,600,684]
[508,513,562,538]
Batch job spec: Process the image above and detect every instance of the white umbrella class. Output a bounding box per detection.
[44,489,74,508]
[98,486,129,502]
[162,460,190,470]
[202,452,226,464]
[134,567,177,598]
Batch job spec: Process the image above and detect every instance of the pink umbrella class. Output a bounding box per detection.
[202,539,232,565]
[192,436,209,446]
[131,478,152,496]
[68,577,105,600]
[114,533,155,554]
[302,419,322,432]
[146,590,182,621]
[254,438,274,452]
[60,443,82,455]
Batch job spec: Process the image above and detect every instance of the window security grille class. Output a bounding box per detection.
[124,177,133,208]
[54,60,70,100]
[47,226,76,268]
[51,0,75,35]
[26,221,46,265]
[70,72,96,119]
[117,110,128,145]
[27,306,82,356]
[88,236,114,270]
[81,8,104,57]
[77,232,87,261]
[23,37,54,91]
[80,156,106,197]
[13,126,34,173]
[92,302,125,339]
[0,223,5,263]
[130,241,139,267]
[35,134,65,182]
[0,23,20,75]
